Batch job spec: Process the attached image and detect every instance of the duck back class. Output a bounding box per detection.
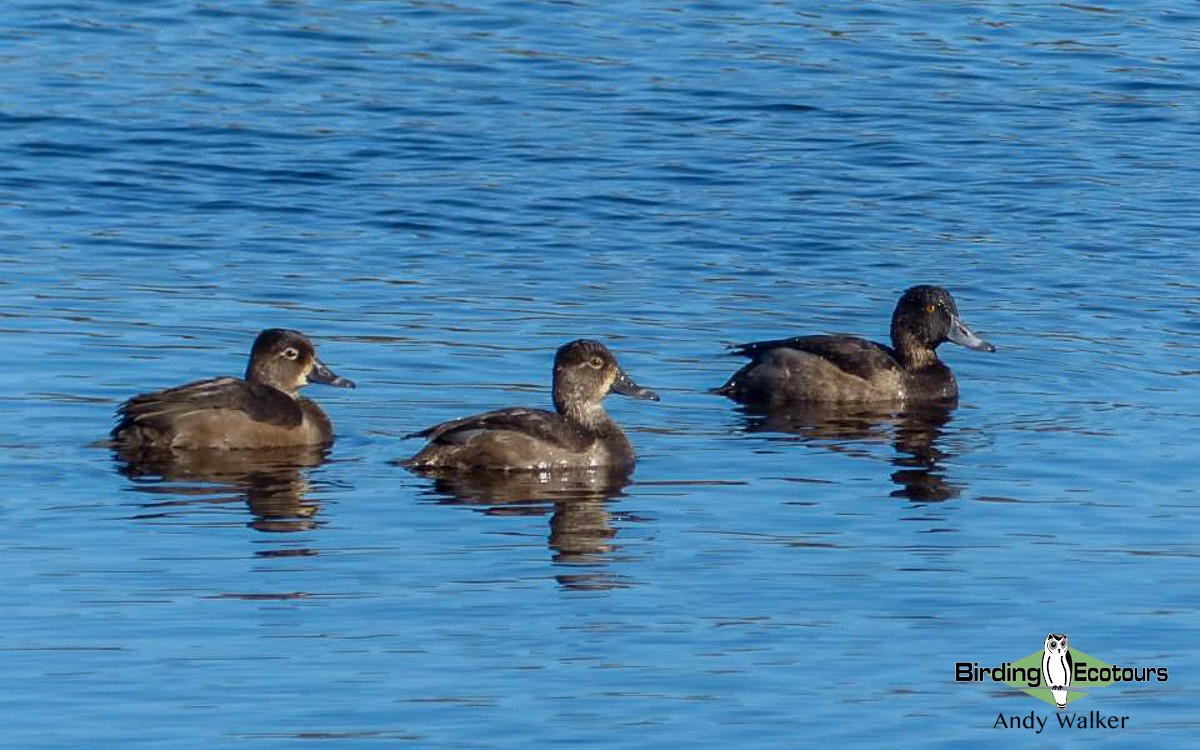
[112,377,333,450]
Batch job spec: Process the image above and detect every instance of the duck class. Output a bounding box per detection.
[714,285,994,406]
[401,339,659,472]
[111,328,355,451]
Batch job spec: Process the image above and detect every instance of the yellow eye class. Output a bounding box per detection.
[925,304,937,314]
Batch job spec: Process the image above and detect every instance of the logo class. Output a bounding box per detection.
[955,633,1168,733]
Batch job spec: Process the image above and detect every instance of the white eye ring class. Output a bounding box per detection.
[282,347,300,360]
[589,356,604,369]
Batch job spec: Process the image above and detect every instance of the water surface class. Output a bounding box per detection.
[1,1,1197,747]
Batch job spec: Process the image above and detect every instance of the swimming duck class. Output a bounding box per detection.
[111,328,354,451]
[402,339,659,472]
[714,285,994,406]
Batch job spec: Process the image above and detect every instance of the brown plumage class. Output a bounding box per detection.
[715,286,994,406]
[111,328,354,451]
[402,339,659,472]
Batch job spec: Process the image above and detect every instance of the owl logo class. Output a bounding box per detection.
[1042,633,1073,709]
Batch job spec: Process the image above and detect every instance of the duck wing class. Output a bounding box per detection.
[114,376,303,436]
[729,335,900,381]
[407,407,593,452]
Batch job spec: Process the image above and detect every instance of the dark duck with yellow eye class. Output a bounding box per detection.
[111,328,355,451]
[714,285,995,406]
[401,339,659,472]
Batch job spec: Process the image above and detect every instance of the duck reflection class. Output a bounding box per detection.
[738,400,962,502]
[112,444,330,533]
[411,467,635,590]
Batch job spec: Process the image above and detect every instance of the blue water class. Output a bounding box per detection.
[2,1,1198,746]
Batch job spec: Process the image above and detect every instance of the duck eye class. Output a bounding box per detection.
[282,347,300,360]
[924,304,938,314]
[589,356,605,369]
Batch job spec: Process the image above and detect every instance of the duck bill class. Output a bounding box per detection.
[610,369,660,401]
[308,359,356,388]
[947,316,996,353]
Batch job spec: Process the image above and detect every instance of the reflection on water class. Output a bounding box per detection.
[113,445,330,533]
[410,468,635,590]
[738,401,962,502]
[2,0,1195,743]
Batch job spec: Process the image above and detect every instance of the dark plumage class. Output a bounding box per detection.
[401,339,659,471]
[714,286,994,406]
[111,328,354,451]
